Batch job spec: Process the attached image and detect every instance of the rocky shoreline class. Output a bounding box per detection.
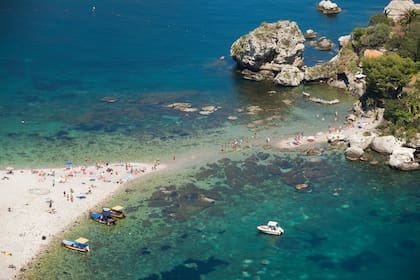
[230,0,420,171]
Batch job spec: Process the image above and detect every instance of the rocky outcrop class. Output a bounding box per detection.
[230,20,305,86]
[384,0,420,22]
[345,146,365,160]
[318,0,342,14]
[230,19,366,92]
[388,147,420,171]
[338,35,351,48]
[309,36,335,51]
[348,131,377,151]
[371,135,403,154]
[345,132,420,171]
[304,29,317,39]
[273,65,305,86]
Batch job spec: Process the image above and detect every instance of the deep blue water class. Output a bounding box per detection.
[0,0,391,167]
[1,1,419,279]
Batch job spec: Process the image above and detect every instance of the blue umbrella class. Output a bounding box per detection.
[65,161,73,166]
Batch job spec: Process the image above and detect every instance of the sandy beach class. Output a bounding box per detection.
[0,161,165,280]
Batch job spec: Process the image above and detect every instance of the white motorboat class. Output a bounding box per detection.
[257,221,284,235]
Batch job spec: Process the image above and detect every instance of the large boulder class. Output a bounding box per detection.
[388,147,420,171]
[345,146,365,160]
[273,65,305,86]
[310,36,335,51]
[304,29,317,39]
[371,135,403,154]
[348,131,377,150]
[318,0,342,14]
[384,0,420,22]
[230,20,305,86]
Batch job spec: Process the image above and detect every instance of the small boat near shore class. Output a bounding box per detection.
[109,205,126,219]
[257,221,284,236]
[62,237,90,252]
[90,208,117,226]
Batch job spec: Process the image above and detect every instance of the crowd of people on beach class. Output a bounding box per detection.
[3,161,159,216]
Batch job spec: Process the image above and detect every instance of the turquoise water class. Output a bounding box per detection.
[1,0,419,279]
[23,151,420,280]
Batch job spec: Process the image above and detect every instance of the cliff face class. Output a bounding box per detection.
[230,20,305,86]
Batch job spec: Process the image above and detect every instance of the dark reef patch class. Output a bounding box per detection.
[139,256,228,280]
[306,254,337,269]
[340,250,380,272]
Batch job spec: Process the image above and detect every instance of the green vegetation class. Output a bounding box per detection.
[349,11,420,137]
[384,75,420,132]
[368,13,392,26]
[362,52,417,99]
[337,44,360,73]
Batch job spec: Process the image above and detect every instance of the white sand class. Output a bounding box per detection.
[0,161,165,280]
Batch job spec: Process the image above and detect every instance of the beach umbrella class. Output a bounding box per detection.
[65,161,73,167]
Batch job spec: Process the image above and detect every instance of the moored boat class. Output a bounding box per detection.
[90,208,116,226]
[257,221,284,235]
[110,205,126,219]
[62,237,90,252]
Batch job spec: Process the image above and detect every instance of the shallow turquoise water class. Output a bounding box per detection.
[24,150,420,280]
[0,0,390,168]
[1,1,419,279]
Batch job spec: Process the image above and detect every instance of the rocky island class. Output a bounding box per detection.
[230,20,305,86]
[230,19,364,95]
[317,0,342,14]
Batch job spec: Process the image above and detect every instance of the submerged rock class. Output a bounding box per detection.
[295,183,309,190]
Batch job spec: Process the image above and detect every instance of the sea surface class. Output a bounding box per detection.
[0,0,419,279]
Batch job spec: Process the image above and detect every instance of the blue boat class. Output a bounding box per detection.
[62,237,90,252]
[90,208,117,226]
